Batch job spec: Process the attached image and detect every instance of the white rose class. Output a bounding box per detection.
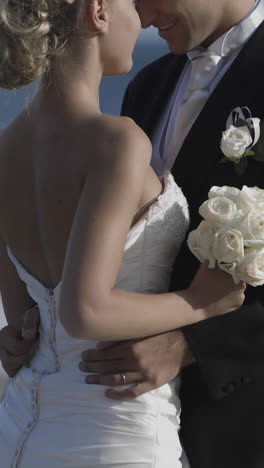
[199,196,239,229]
[220,125,252,161]
[187,221,216,268]
[238,186,264,212]
[209,185,240,203]
[234,210,264,243]
[212,227,244,265]
[236,248,264,287]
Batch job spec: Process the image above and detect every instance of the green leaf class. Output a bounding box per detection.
[230,157,241,164]
[243,150,255,157]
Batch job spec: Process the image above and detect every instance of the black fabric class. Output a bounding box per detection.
[122,21,264,468]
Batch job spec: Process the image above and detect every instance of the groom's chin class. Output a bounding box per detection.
[163,27,207,56]
[167,38,194,55]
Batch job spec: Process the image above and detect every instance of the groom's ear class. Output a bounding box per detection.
[85,0,109,35]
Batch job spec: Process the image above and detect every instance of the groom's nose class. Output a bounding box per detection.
[136,1,157,29]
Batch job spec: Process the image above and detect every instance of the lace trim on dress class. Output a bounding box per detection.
[128,171,188,238]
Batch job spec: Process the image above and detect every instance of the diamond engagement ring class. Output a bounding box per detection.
[121,373,126,385]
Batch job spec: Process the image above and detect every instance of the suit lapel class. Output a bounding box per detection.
[172,21,264,201]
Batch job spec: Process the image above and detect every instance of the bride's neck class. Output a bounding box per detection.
[35,38,103,118]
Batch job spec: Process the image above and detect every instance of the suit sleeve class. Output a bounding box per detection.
[182,301,264,399]
[176,241,264,400]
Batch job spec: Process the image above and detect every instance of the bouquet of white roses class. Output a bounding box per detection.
[187,185,264,287]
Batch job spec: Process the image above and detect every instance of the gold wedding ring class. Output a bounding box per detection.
[121,373,126,385]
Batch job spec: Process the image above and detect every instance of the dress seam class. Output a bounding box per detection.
[11,373,42,468]
[11,290,60,467]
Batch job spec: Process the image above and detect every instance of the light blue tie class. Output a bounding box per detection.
[183,49,223,102]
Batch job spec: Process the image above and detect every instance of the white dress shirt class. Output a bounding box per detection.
[151,0,264,175]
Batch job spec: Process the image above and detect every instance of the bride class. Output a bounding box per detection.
[0,0,245,467]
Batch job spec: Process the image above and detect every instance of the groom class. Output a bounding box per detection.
[1,0,264,467]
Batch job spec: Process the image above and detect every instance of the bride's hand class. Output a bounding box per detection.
[0,307,39,377]
[187,262,246,319]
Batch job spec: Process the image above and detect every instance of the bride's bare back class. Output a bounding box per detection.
[0,107,160,293]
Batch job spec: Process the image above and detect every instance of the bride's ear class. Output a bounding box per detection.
[85,0,109,34]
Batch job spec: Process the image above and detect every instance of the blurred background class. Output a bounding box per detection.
[0,28,168,393]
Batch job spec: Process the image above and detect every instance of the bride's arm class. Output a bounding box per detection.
[59,119,244,341]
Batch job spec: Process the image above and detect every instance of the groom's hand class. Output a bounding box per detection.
[79,330,194,399]
[0,307,39,377]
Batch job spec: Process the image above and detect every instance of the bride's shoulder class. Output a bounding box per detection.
[94,115,152,166]
[81,115,153,198]
[99,114,145,135]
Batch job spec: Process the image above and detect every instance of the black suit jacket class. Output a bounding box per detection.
[122,22,264,468]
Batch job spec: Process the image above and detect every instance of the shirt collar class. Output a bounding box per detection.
[188,0,264,59]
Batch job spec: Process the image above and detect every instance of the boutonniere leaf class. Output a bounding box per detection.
[220,106,263,176]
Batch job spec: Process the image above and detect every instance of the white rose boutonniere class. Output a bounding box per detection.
[221,125,253,161]
[220,107,263,175]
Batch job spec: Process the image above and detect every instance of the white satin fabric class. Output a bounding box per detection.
[0,172,190,468]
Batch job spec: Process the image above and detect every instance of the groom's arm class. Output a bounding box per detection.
[173,239,264,400]
[182,296,264,399]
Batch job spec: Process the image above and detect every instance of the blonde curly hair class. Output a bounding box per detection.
[0,0,85,89]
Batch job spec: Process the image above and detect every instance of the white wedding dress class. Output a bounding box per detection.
[0,172,190,468]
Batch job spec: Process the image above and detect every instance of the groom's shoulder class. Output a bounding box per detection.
[129,53,179,90]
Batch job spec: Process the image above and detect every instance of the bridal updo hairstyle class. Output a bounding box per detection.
[0,0,85,90]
